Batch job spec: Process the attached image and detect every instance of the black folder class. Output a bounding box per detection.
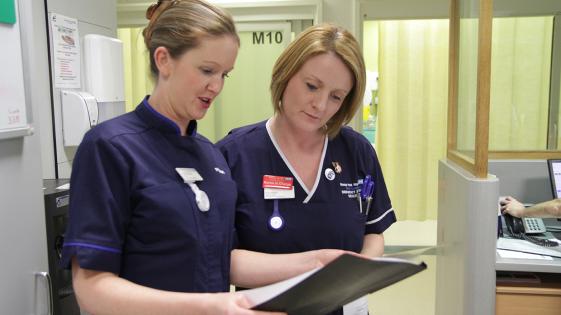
[245,254,427,315]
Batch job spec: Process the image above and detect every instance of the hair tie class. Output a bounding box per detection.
[146,0,180,21]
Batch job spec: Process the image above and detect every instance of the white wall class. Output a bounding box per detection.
[42,0,118,178]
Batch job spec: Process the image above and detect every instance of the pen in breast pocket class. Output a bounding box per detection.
[365,181,374,216]
[360,175,372,200]
[356,188,363,213]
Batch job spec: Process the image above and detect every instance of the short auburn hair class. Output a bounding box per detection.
[270,23,366,138]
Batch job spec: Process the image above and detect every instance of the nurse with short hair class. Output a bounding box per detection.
[218,23,397,315]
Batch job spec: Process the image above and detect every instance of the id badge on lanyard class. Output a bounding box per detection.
[176,168,210,212]
[262,175,294,231]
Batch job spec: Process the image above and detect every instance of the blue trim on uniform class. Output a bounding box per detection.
[63,242,122,253]
[141,96,197,136]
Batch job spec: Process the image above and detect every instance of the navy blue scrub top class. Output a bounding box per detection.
[60,97,237,293]
[217,119,396,255]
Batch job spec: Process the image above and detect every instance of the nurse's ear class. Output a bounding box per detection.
[153,46,173,79]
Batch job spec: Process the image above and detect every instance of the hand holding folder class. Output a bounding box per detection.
[243,253,427,315]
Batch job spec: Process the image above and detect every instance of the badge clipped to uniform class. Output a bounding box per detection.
[262,175,295,199]
[176,168,210,212]
[262,175,294,231]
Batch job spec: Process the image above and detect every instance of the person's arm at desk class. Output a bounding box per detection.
[501,196,561,218]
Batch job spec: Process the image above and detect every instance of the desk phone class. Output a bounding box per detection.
[503,213,558,247]
[522,217,546,234]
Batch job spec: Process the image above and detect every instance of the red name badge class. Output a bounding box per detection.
[262,175,293,190]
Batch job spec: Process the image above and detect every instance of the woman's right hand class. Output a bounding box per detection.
[203,292,286,315]
[500,196,526,218]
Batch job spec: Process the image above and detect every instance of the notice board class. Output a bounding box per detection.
[0,0,31,140]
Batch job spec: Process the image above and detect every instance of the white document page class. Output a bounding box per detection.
[497,249,553,260]
[497,237,561,258]
[242,268,319,306]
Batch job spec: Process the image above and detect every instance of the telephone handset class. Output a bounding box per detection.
[503,213,558,247]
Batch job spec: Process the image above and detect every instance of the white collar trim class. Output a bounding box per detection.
[266,118,328,204]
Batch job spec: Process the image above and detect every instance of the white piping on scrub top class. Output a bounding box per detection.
[266,118,328,204]
[366,208,394,225]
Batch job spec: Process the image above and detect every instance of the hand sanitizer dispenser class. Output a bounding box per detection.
[61,90,98,146]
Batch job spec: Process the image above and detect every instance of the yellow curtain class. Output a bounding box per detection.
[375,20,449,220]
[117,27,154,113]
[489,17,553,150]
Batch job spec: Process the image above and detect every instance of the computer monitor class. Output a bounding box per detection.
[547,159,561,199]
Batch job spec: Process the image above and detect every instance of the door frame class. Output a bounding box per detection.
[117,0,322,27]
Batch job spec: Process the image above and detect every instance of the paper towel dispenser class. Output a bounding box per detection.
[83,34,125,123]
[61,90,98,147]
[83,34,125,103]
[60,34,126,147]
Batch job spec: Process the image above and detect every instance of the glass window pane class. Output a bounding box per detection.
[489,16,553,150]
[456,0,480,159]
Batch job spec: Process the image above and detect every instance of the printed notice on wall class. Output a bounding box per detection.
[50,13,80,88]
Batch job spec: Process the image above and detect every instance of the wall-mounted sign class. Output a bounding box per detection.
[0,0,30,139]
[50,13,81,88]
[252,31,284,45]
